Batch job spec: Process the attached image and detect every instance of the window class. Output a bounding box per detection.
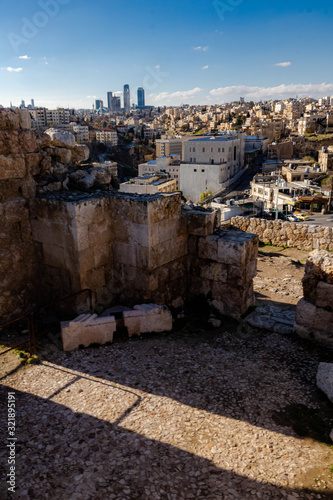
[193,147,196,152]
[218,148,221,152]
[194,158,196,162]
[190,158,192,162]
[211,148,213,152]
[202,169,205,172]
[194,169,197,172]
[202,147,205,152]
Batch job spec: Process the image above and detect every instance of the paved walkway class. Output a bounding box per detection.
[1,320,333,499]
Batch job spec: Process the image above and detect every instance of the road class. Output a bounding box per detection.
[299,214,333,228]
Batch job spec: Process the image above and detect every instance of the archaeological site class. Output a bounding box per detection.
[1,108,333,499]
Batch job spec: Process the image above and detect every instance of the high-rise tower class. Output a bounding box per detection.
[124,84,130,112]
[137,87,145,108]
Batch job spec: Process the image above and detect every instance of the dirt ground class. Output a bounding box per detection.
[254,245,310,309]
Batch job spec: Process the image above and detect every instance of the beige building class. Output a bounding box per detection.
[139,156,181,189]
[318,146,333,172]
[119,173,177,194]
[96,130,118,147]
[180,133,246,202]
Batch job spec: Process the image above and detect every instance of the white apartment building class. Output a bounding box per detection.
[73,125,89,143]
[139,155,181,189]
[180,133,246,202]
[156,137,190,160]
[30,108,70,128]
[119,174,177,195]
[96,130,118,147]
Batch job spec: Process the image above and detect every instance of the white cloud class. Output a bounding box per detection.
[274,62,292,67]
[193,46,209,51]
[18,55,31,60]
[209,83,333,100]
[154,65,160,69]
[149,87,203,103]
[202,65,209,70]
[86,95,97,99]
[1,67,23,72]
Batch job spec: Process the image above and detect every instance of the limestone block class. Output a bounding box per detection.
[75,200,106,226]
[129,223,150,247]
[93,242,111,268]
[45,128,75,148]
[88,219,111,246]
[0,109,20,130]
[0,154,26,180]
[197,235,219,261]
[61,313,116,351]
[81,267,106,290]
[148,193,181,223]
[0,131,20,154]
[123,304,172,337]
[302,250,333,303]
[19,109,31,130]
[316,281,333,309]
[123,309,145,337]
[25,153,43,175]
[217,231,258,266]
[42,243,66,269]
[4,198,29,224]
[295,298,333,345]
[36,132,51,149]
[200,262,228,283]
[71,144,90,163]
[19,130,37,153]
[185,210,217,236]
[316,363,333,403]
[114,242,137,267]
[48,147,72,164]
[91,167,111,187]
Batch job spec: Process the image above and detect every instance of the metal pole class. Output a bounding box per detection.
[275,171,281,220]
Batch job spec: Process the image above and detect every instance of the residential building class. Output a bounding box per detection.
[180,133,246,202]
[95,130,118,147]
[139,155,181,189]
[119,173,177,194]
[318,146,333,172]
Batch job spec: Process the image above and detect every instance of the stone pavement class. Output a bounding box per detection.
[1,321,333,500]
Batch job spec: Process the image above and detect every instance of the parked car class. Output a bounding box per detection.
[286,215,299,222]
[294,213,309,221]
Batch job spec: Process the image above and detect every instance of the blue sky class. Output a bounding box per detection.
[1,0,333,108]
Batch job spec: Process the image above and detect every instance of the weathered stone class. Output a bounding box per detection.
[123,304,172,337]
[0,109,20,130]
[71,144,90,163]
[316,363,333,403]
[18,109,31,130]
[61,313,116,351]
[0,154,26,180]
[45,128,75,148]
[47,147,72,164]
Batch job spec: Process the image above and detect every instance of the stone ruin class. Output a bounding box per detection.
[0,107,259,343]
[295,250,333,347]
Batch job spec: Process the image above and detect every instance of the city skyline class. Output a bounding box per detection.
[1,0,333,108]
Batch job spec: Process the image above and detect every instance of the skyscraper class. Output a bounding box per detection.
[137,87,145,108]
[95,99,103,111]
[107,92,113,110]
[124,84,130,112]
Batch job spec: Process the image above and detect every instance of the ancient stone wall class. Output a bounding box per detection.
[188,229,258,319]
[0,108,89,320]
[231,216,333,251]
[31,193,189,312]
[0,108,259,323]
[295,250,333,346]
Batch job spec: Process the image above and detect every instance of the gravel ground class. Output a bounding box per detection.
[1,247,333,500]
